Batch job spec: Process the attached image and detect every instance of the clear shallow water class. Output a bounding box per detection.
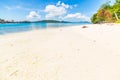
[0,22,90,35]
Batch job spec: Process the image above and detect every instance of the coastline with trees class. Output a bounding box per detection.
[91,0,120,23]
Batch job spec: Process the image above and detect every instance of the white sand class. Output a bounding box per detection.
[0,24,120,80]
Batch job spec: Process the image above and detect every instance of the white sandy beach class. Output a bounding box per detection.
[0,24,120,80]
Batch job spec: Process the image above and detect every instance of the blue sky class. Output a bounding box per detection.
[0,0,115,21]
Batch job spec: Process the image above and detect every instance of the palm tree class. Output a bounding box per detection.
[116,0,120,3]
[114,12,119,20]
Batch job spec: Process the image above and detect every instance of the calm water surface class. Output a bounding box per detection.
[0,22,90,35]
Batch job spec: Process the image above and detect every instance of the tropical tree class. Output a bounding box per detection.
[91,13,99,23]
[116,0,120,3]
[91,0,120,23]
[97,9,113,22]
[100,0,111,9]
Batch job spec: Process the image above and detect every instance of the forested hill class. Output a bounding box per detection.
[91,0,120,23]
[0,19,69,23]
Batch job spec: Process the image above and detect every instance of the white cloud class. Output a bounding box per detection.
[26,11,41,19]
[5,5,21,10]
[61,3,70,8]
[56,1,61,6]
[44,1,71,19]
[64,13,89,21]
[56,1,70,8]
[45,5,66,19]
[44,1,80,19]
[5,5,40,11]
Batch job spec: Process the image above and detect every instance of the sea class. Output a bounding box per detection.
[0,22,90,35]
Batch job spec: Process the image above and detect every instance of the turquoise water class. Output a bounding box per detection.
[0,22,90,34]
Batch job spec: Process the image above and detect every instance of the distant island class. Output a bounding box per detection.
[34,20,69,23]
[0,19,68,23]
[0,18,15,23]
[0,19,90,24]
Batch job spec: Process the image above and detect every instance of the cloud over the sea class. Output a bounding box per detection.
[26,1,89,21]
[64,13,89,21]
[26,11,41,20]
[44,1,70,19]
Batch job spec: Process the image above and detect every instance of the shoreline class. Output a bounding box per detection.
[0,23,90,36]
[0,24,87,36]
[0,23,119,37]
[0,23,120,80]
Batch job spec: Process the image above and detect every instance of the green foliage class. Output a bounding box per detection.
[115,19,120,23]
[91,0,120,23]
[116,0,120,3]
[91,9,114,23]
[100,0,111,9]
[91,13,97,23]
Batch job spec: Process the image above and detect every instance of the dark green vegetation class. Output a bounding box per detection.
[34,20,69,23]
[0,19,15,23]
[91,0,120,23]
[0,19,69,23]
[0,19,5,23]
